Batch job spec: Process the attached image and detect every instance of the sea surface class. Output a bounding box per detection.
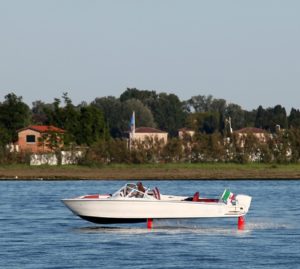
[1,179,300,269]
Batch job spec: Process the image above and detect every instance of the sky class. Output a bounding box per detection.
[0,0,299,112]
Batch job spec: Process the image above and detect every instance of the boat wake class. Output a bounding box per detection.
[244,219,292,230]
[72,218,293,235]
[73,225,249,236]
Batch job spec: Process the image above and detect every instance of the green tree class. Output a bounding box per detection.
[42,94,78,144]
[120,88,157,103]
[255,105,288,132]
[186,112,220,134]
[288,108,300,128]
[38,131,64,152]
[254,105,267,129]
[61,93,80,144]
[193,132,225,162]
[244,109,257,128]
[107,139,130,163]
[0,127,10,149]
[41,97,66,129]
[224,103,245,130]
[31,100,53,124]
[92,96,123,137]
[122,99,156,128]
[81,138,129,165]
[185,94,214,112]
[76,106,108,146]
[120,88,186,136]
[162,138,183,162]
[185,94,226,114]
[0,93,31,142]
[272,130,290,163]
[272,105,288,130]
[190,132,210,162]
[149,93,186,136]
[207,132,226,161]
[242,133,262,163]
[287,127,300,162]
[39,93,108,146]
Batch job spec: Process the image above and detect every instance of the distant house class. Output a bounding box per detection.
[129,127,168,146]
[178,128,195,139]
[234,127,269,147]
[17,125,65,153]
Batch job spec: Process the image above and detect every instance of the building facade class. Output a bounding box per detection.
[129,127,168,148]
[234,127,269,147]
[178,128,195,139]
[17,125,65,153]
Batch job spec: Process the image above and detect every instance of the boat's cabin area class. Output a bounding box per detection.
[112,182,161,200]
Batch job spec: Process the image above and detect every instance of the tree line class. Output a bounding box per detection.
[1,89,300,165]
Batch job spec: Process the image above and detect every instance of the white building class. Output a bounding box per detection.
[129,127,168,147]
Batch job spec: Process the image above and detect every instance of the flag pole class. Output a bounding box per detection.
[132,111,135,134]
[129,111,135,150]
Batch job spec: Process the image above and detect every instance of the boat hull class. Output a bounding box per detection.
[79,215,146,224]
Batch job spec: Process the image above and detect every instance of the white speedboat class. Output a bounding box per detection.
[62,182,252,228]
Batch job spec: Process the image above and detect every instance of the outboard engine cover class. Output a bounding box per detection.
[235,195,252,214]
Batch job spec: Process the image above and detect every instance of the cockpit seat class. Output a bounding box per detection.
[192,192,200,202]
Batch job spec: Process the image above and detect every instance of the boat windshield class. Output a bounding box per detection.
[112,182,152,199]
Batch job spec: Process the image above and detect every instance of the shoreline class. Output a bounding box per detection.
[1,163,300,180]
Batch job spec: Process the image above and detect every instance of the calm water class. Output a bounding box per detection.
[1,180,300,269]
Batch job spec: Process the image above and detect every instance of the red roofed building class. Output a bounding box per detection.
[17,125,65,153]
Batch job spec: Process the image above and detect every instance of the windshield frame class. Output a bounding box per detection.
[112,183,153,199]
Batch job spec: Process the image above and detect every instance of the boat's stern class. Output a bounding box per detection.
[235,194,252,214]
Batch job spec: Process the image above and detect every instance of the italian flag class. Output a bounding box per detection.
[221,189,235,203]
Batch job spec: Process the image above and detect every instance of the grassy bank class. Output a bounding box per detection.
[1,163,300,180]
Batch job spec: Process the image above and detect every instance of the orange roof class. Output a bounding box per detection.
[18,125,65,133]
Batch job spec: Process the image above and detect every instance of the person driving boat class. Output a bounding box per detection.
[137,182,146,193]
